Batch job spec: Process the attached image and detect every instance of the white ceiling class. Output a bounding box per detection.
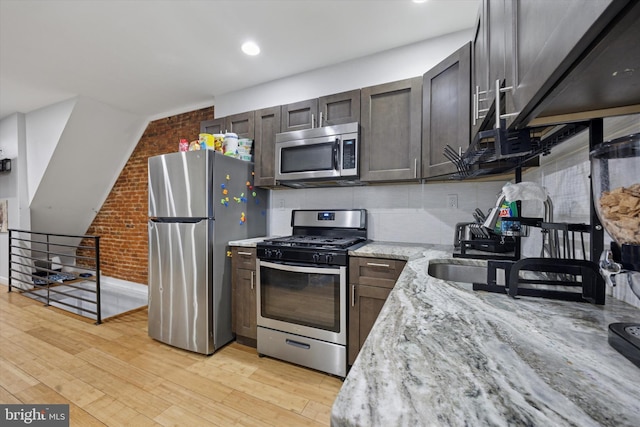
[0,0,480,121]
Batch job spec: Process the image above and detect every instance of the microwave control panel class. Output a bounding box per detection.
[342,138,357,171]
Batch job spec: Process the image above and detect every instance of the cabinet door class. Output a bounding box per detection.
[471,2,490,136]
[347,256,406,365]
[487,0,507,91]
[226,111,255,140]
[347,284,392,365]
[349,257,407,288]
[281,98,319,132]
[318,89,361,127]
[231,248,257,345]
[505,0,616,127]
[360,77,422,182]
[233,268,256,341]
[254,106,281,187]
[422,42,471,178]
[200,118,225,135]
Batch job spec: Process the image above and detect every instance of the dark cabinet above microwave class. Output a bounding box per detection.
[280,90,361,133]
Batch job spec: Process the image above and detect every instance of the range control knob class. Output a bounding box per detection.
[274,249,283,259]
[264,249,272,258]
[325,253,334,264]
[312,253,321,263]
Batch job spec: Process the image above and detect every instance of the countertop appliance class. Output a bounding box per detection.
[256,209,368,377]
[591,133,640,368]
[275,122,359,184]
[148,150,266,355]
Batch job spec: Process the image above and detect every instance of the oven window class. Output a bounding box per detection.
[260,265,340,332]
[281,143,334,173]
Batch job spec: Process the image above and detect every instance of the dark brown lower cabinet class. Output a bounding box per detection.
[348,257,406,365]
[231,247,257,347]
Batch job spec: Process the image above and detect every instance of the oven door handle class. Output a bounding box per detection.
[333,138,340,171]
[259,260,342,275]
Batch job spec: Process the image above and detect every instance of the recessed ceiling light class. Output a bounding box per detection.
[241,41,260,56]
[413,0,428,3]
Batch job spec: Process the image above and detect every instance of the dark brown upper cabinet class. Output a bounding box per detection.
[318,90,361,127]
[281,98,319,132]
[253,106,281,187]
[200,112,255,139]
[422,43,471,178]
[474,0,635,132]
[360,77,422,182]
[280,90,361,133]
[200,117,225,135]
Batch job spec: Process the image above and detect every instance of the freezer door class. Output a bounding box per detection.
[148,219,213,354]
[148,151,213,218]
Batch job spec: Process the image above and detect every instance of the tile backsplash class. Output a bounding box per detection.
[268,180,505,246]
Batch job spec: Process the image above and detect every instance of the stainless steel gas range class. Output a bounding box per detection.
[256,209,368,377]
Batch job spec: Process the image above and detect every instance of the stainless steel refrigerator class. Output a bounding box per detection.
[148,150,267,354]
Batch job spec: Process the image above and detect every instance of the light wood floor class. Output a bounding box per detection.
[0,285,343,426]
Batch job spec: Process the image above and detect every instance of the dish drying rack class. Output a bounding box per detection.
[457,224,519,259]
[473,218,604,304]
[444,121,591,180]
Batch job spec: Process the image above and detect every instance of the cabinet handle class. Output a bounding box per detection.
[367,262,390,268]
[311,113,315,129]
[319,111,324,127]
[475,85,489,122]
[250,271,254,290]
[472,92,477,126]
[238,251,252,256]
[495,79,521,129]
[414,158,418,178]
[351,284,356,307]
[473,86,479,123]
[495,79,502,129]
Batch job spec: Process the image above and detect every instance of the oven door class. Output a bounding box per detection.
[257,260,347,345]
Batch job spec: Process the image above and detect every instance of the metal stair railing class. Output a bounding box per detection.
[7,229,102,324]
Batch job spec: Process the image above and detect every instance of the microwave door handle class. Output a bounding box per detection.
[333,138,340,171]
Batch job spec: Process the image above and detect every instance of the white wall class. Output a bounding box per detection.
[25,98,76,204]
[0,112,29,283]
[215,29,473,117]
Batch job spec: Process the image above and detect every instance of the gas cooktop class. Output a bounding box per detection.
[257,209,368,265]
[262,235,366,250]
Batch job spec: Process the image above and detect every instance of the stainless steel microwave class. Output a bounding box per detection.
[275,122,358,182]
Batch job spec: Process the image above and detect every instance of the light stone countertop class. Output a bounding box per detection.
[348,241,447,261]
[228,236,272,247]
[332,244,640,427]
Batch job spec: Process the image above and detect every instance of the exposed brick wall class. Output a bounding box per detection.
[80,106,215,284]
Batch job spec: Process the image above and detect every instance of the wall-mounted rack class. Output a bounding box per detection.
[445,121,591,180]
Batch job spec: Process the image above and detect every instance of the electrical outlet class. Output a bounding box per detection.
[447,194,458,209]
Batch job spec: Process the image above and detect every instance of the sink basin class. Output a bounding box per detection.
[427,262,488,284]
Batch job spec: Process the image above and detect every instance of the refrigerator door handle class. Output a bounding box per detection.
[150,217,205,223]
